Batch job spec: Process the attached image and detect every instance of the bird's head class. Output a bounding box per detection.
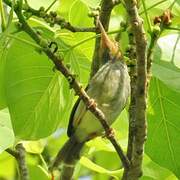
[97,19,122,62]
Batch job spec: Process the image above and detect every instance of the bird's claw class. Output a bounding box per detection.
[105,128,115,138]
[87,99,97,109]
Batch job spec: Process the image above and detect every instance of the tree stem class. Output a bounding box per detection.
[122,0,147,179]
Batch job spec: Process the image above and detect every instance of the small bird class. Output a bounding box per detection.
[50,20,130,180]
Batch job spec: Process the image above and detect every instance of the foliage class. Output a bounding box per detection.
[0,0,180,179]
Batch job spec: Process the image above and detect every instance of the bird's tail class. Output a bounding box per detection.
[49,135,84,180]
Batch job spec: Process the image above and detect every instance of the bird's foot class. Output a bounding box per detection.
[105,128,115,138]
[87,99,97,109]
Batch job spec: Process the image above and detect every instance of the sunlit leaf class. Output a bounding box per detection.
[86,137,114,152]
[4,30,62,139]
[0,109,15,153]
[80,156,123,179]
[27,0,59,10]
[69,0,92,27]
[0,152,15,178]
[80,0,100,7]
[141,154,177,180]
[139,0,180,17]
[22,140,46,154]
[28,165,50,180]
[146,77,180,178]
[0,33,9,109]
[152,34,180,92]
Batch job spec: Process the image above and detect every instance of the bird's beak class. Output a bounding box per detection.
[97,20,121,60]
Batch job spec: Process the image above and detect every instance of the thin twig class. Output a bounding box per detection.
[139,0,168,15]
[141,0,152,33]
[6,148,19,158]
[3,0,97,33]
[55,22,97,32]
[45,0,57,13]
[147,34,157,75]
[165,26,180,31]
[70,29,124,50]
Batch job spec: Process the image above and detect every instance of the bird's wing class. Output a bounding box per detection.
[67,86,89,137]
[67,97,81,137]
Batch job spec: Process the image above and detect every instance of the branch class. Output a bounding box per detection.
[16,144,29,180]
[35,8,97,32]
[125,31,137,161]
[3,0,96,33]
[123,0,147,179]
[6,144,29,180]
[165,26,180,31]
[3,0,130,170]
[124,7,174,179]
[6,148,19,158]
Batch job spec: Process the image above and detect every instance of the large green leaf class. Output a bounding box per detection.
[4,27,90,140]
[69,0,93,27]
[0,109,15,153]
[139,0,180,17]
[28,0,59,10]
[80,0,100,7]
[152,34,180,92]
[80,156,123,179]
[141,154,177,180]
[4,30,62,139]
[55,38,91,127]
[0,33,9,109]
[22,140,46,154]
[146,77,180,178]
[28,165,50,180]
[0,152,15,178]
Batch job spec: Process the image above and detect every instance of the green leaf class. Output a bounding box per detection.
[22,140,46,154]
[4,26,91,140]
[0,152,15,178]
[27,0,59,10]
[4,30,63,140]
[61,0,95,59]
[56,37,91,85]
[139,0,180,17]
[80,0,100,8]
[0,109,15,153]
[86,137,114,152]
[28,165,50,180]
[80,156,123,179]
[112,109,129,139]
[152,34,180,92]
[146,77,180,178]
[69,0,93,27]
[0,33,9,109]
[141,154,177,180]
[55,38,91,127]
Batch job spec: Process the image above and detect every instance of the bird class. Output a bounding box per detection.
[50,20,131,180]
